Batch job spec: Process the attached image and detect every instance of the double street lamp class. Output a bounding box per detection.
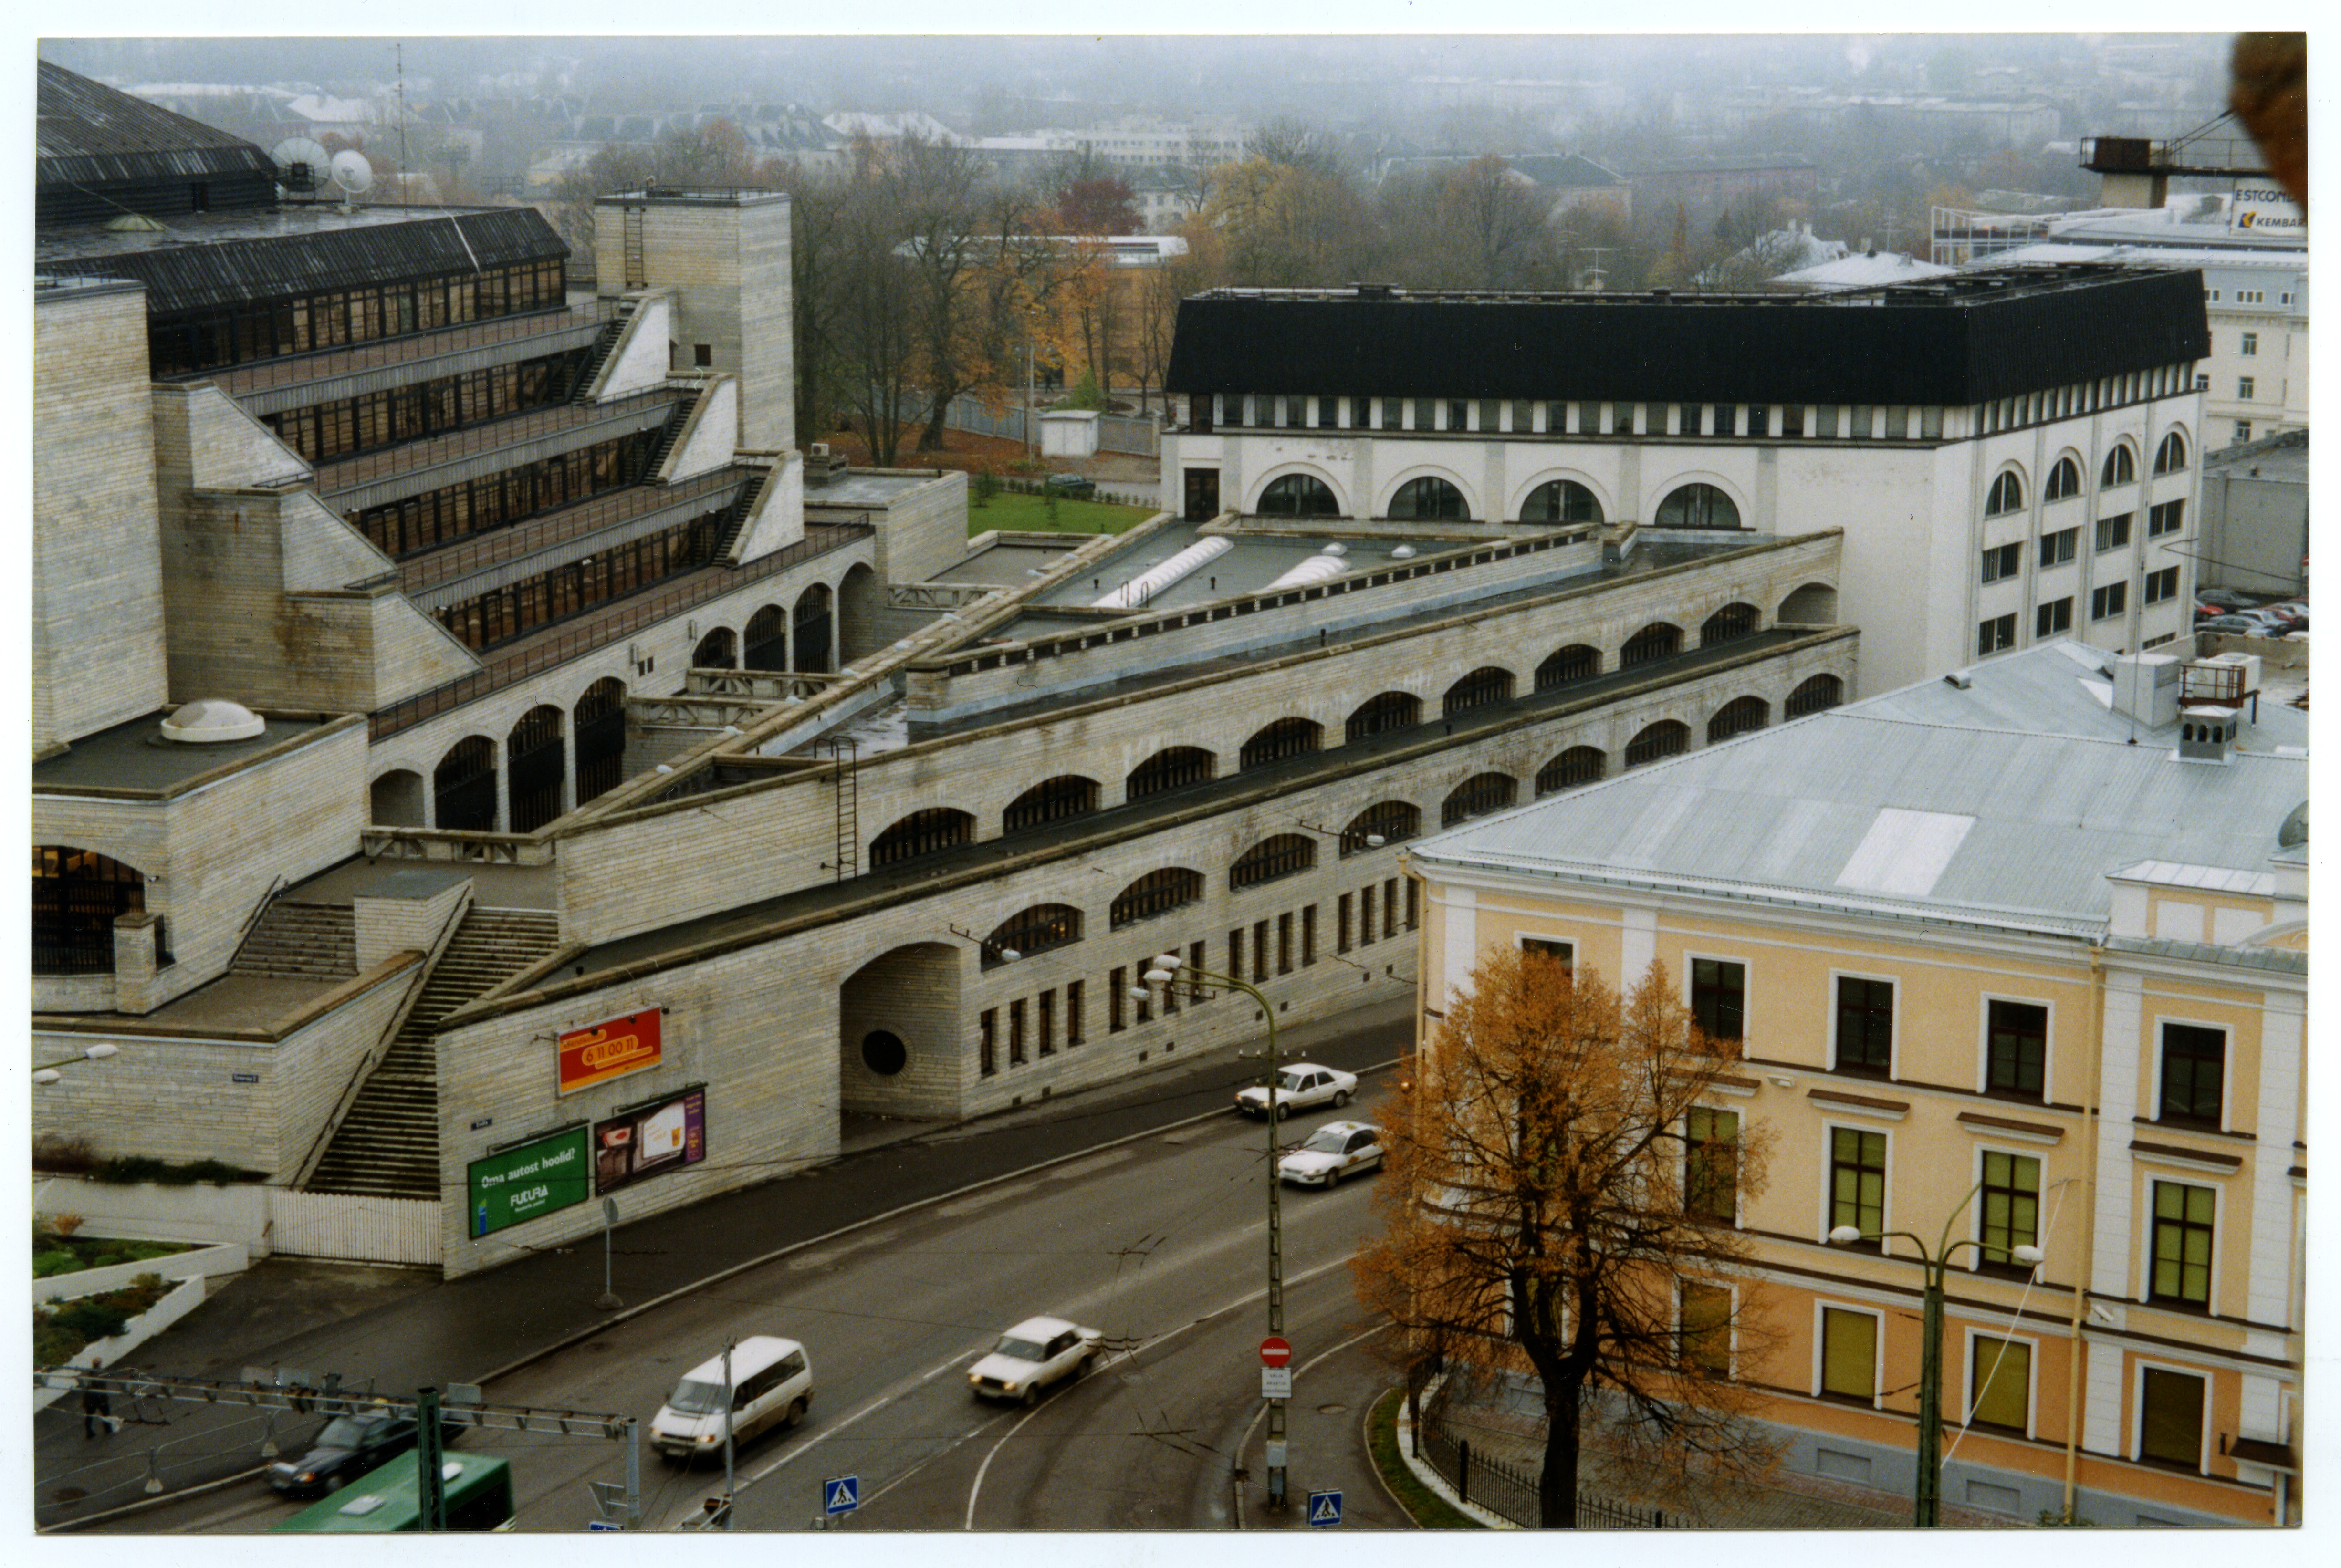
[1827,1182,2044,1528]
[1135,951,1291,1511]
[32,1044,119,1087]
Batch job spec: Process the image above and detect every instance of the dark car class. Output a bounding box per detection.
[2195,615,2266,635]
[1044,473,1097,498]
[2196,587,2271,612]
[265,1411,453,1498]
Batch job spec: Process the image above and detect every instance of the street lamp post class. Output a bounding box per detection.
[31,1044,119,1086]
[1139,952,1289,1510]
[1827,1182,2044,1528]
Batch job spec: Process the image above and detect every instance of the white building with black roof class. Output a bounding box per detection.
[1160,265,2211,693]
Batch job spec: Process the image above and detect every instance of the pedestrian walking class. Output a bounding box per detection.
[81,1359,114,1439]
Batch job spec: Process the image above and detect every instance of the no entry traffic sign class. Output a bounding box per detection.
[1260,1336,1292,1368]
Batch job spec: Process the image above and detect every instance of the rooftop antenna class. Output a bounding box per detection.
[1577,247,1613,291]
[328,148,376,214]
[396,43,409,205]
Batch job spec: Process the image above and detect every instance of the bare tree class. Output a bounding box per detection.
[1436,156,1556,289]
[1354,952,1779,1527]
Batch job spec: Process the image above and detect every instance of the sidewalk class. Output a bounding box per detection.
[34,993,1412,1531]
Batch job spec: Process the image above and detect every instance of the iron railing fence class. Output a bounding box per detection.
[1418,1405,1667,1530]
[184,300,623,398]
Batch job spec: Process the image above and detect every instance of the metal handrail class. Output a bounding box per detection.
[384,466,751,595]
[368,520,873,739]
[312,387,682,498]
[224,875,292,972]
[171,301,621,398]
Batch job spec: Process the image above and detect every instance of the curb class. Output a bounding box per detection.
[1390,1373,1512,1529]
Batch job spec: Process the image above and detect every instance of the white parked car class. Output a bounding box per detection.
[1277,1121,1384,1187]
[1234,1062,1358,1120]
[967,1315,1101,1405]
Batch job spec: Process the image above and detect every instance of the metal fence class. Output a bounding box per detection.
[897,392,1165,457]
[1418,1407,1667,1529]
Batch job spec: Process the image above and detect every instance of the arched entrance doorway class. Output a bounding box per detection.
[838,943,962,1120]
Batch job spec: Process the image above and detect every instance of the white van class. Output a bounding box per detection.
[650,1336,812,1462]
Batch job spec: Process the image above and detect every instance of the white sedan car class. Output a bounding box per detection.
[967,1315,1101,1405]
[1235,1062,1359,1120]
[1277,1121,1384,1187]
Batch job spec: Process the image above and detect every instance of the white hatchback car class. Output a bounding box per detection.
[967,1315,1102,1405]
[1234,1062,1358,1120]
[1277,1121,1384,1187]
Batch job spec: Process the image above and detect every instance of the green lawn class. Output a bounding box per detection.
[1367,1385,1486,1528]
[967,490,1154,537]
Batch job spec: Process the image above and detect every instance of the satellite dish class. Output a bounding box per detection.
[328,149,375,204]
[271,136,333,195]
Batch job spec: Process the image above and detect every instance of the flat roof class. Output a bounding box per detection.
[35,710,363,798]
[805,470,953,508]
[930,540,1082,585]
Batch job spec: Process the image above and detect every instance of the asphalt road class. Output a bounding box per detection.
[132,1088,1397,1534]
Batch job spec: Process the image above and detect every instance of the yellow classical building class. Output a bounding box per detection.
[1407,640,2305,1527]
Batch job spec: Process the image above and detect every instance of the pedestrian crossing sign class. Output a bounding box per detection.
[824,1475,860,1516]
[1308,1489,1342,1527]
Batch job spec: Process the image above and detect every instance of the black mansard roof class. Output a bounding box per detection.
[36,61,276,222]
[1164,265,2211,406]
[35,207,571,317]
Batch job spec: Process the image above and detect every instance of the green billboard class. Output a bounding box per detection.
[467,1126,591,1238]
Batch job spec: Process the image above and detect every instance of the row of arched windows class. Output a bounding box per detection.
[371,677,629,832]
[1253,474,1741,530]
[1986,434,2190,517]
[688,584,833,675]
[883,674,1849,874]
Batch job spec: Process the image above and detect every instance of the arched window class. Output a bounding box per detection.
[1785,673,1845,717]
[1655,484,1741,530]
[1536,644,1600,689]
[1387,476,1468,521]
[1535,747,1606,796]
[433,735,498,833]
[793,582,834,673]
[573,677,627,806]
[506,705,567,835]
[1258,474,1339,517]
[870,807,973,867]
[1620,623,1683,667]
[1231,834,1316,890]
[33,846,146,975]
[1240,717,1322,770]
[1700,603,1758,647]
[1342,800,1420,856]
[1707,695,1770,742]
[983,904,1082,967]
[1345,691,1422,743]
[1520,479,1603,525]
[2154,432,2188,475]
[743,603,788,670]
[371,769,426,827]
[692,626,737,669]
[1003,775,1099,835]
[1624,720,1690,768]
[1442,772,1518,826]
[2100,443,2136,488]
[2044,457,2081,502]
[1111,868,1204,928]
[1442,666,1515,717]
[1127,746,1214,800]
[1985,471,2025,516]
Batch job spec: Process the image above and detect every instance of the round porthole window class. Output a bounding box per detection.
[861,1030,908,1076]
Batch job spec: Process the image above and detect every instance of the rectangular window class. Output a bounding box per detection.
[1277,912,1294,975]
[1782,404,1806,436]
[2039,528,2078,568]
[1978,613,2017,654]
[1833,976,1893,1077]
[1384,878,1400,938]
[1820,1307,1878,1402]
[2148,500,2185,537]
[1577,401,1600,435]
[2036,598,2073,637]
[1685,1107,1739,1223]
[1302,904,1317,966]
[1406,879,1420,929]
[1338,893,1353,953]
[1677,403,1703,436]
[1479,398,1501,431]
[1066,979,1084,1045]
[1359,885,1377,947]
[980,1008,998,1075]
[1133,968,1152,1023]
[1510,398,1533,432]
[2149,1182,2216,1307]
[1252,919,1269,983]
[2240,332,2259,355]
[1108,968,1127,1032]
[1381,397,1401,431]
[2138,1367,2206,1469]
[1447,399,1469,432]
[1521,937,1573,979]
[1690,958,1745,1042]
[1979,1150,2040,1264]
[693,343,712,367]
[1154,950,1178,1015]
[1190,942,1207,1001]
[1829,1127,1887,1242]
[1613,403,1634,435]
[1816,405,1840,438]
[1849,404,1872,439]
[1981,542,2022,584]
[1968,1336,2031,1433]
[2090,583,2127,621]
[1546,400,1569,434]
[1986,1000,2048,1098]
[2096,514,2132,552]
[1681,1283,1733,1377]
[2144,566,2181,604]
[1038,989,1056,1056]
[1228,928,1244,982]
[2159,1023,2225,1126]
[1746,405,1769,437]
[1883,405,1909,439]
[2238,376,2256,400]
[1009,998,1027,1064]
[1316,396,1337,429]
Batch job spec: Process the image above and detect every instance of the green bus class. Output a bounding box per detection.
[272,1451,516,1532]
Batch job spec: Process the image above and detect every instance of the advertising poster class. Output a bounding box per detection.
[558,1007,663,1095]
[467,1126,591,1238]
[593,1086,706,1195]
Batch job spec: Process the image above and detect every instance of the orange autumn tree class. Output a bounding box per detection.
[1355,952,1778,1527]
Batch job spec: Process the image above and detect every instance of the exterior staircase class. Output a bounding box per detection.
[304,908,563,1200]
[710,463,774,564]
[233,902,356,979]
[570,299,638,404]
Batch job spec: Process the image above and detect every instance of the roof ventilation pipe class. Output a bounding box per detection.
[1092,534,1233,610]
[1262,551,1350,591]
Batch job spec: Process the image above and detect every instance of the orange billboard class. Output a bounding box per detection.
[557,1007,663,1095]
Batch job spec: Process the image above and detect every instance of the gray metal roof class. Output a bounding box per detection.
[1413,642,2308,934]
[35,60,274,191]
[2102,935,2308,975]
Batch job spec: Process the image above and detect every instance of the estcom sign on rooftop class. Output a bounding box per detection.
[558,1007,663,1094]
